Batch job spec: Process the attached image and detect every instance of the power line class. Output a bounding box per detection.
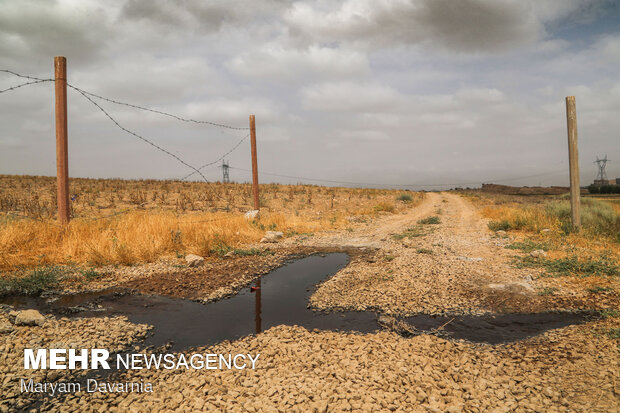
[228,166,567,188]
[67,83,250,131]
[180,133,250,181]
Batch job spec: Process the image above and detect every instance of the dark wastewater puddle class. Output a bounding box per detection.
[1,253,597,350]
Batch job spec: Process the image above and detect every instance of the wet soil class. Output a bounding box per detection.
[1,254,597,352]
[115,246,371,302]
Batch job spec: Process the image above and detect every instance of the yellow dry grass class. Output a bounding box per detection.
[0,211,342,269]
[471,192,620,257]
[0,175,424,270]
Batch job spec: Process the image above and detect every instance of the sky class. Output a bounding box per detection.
[1,0,619,189]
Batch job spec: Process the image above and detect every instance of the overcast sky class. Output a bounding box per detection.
[1,0,619,189]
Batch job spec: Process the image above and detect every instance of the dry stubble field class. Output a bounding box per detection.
[0,175,619,412]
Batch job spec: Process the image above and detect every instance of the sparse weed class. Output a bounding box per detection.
[537,287,558,296]
[392,226,425,240]
[513,254,619,278]
[598,309,620,319]
[505,239,549,253]
[0,266,64,296]
[604,328,620,339]
[418,216,440,225]
[488,220,512,231]
[586,286,613,294]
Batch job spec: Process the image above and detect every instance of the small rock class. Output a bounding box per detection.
[540,228,551,233]
[244,210,260,220]
[8,310,18,323]
[0,322,14,334]
[495,230,507,236]
[185,254,205,267]
[260,231,284,243]
[530,250,547,258]
[14,309,46,326]
[223,251,235,258]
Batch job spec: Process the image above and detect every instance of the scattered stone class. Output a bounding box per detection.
[0,322,14,334]
[260,231,284,243]
[185,254,205,267]
[540,228,551,234]
[495,230,507,236]
[244,210,260,220]
[530,250,548,258]
[13,309,46,326]
[8,310,18,323]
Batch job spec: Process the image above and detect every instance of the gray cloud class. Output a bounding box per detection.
[120,0,234,32]
[284,0,545,52]
[0,0,619,186]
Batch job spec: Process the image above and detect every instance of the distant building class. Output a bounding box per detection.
[593,179,616,186]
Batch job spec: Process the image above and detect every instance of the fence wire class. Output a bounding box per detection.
[0,79,53,94]
[67,84,250,131]
[0,69,52,82]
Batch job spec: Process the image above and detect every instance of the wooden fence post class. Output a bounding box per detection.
[55,56,70,224]
[249,115,260,210]
[565,96,581,230]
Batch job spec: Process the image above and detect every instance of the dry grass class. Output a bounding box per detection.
[463,190,620,258]
[0,175,423,270]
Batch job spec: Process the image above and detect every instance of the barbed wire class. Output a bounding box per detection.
[70,86,211,182]
[72,86,243,207]
[180,132,250,181]
[67,83,250,131]
[229,167,568,188]
[0,79,53,94]
[0,69,52,82]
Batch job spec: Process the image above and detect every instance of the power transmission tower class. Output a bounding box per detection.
[594,155,609,183]
[221,159,230,183]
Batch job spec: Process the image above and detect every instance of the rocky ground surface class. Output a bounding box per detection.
[0,309,150,412]
[1,192,618,412]
[36,323,620,412]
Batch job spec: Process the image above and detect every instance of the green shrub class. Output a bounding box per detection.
[418,216,440,225]
[488,220,511,231]
[0,266,64,296]
[396,193,413,202]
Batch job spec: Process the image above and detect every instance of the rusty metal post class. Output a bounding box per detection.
[55,56,70,224]
[249,115,259,210]
[565,96,581,230]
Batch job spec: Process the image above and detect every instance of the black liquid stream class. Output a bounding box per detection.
[2,253,595,351]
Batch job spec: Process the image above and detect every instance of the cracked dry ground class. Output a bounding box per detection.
[9,193,620,412]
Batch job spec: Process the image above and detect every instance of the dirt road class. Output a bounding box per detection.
[299,192,544,315]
